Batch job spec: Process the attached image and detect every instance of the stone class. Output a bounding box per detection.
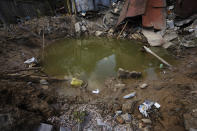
[141,119,152,124]
[121,113,132,123]
[95,31,103,37]
[142,29,165,46]
[38,123,53,131]
[118,68,142,79]
[118,68,130,78]
[116,116,124,124]
[75,22,81,33]
[140,83,148,89]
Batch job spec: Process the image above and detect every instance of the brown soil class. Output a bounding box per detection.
[0,16,197,131]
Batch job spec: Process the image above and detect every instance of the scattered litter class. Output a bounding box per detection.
[160,64,164,69]
[139,100,160,117]
[92,89,99,94]
[140,83,148,89]
[123,92,136,99]
[70,78,83,87]
[154,102,161,108]
[24,57,37,64]
[115,110,122,116]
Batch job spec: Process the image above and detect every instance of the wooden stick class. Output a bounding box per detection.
[144,46,172,67]
[117,21,128,39]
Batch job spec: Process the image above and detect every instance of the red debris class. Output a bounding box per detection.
[142,0,166,30]
[116,0,148,26]
[116,0,167,30]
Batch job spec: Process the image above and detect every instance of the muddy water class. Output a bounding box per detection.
[43,37,175,93]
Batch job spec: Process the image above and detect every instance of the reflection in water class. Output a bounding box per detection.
[43,37,175,90]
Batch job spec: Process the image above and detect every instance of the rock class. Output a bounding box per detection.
[118,68,130,78]
[60,126,71,131]
[118,68,142,79]
[140,83,148,89]
[75,22,81,33]
[163,31,178,42]
[141,119,152,124]
[142,29,165,46]
[116,116,124,124]
[121,113,132,123]
[122,101,138,113]
[38,123,53,131]
[129,71,142,78]
[95,31,103,37]
[40,79,48,85]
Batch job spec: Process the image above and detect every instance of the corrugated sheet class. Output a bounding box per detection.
[142,0,166,30]
[116,0,148,26]
[116,0,166,30]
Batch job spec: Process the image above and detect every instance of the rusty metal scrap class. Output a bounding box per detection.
[142,0,166,30]
[116,0,148,26]
[116,0,167,30]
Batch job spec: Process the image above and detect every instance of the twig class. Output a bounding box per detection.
[117,21,128,39]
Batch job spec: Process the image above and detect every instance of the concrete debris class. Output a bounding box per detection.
[38,123,53,131]
[142,29,165,46]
